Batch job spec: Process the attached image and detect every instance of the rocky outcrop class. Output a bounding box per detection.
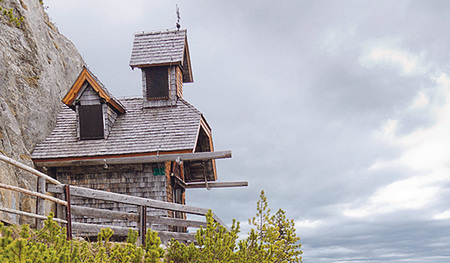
[0,0,84,224]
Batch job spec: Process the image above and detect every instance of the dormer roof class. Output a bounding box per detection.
[62,67,126,114]
[129,29,193,82]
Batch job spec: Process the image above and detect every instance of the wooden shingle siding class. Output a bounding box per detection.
[176,66,183,98]
[55,163,168,231]
[104,104,118,138]
[78,85,101,105]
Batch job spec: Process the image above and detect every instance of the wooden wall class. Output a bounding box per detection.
[54,162,169,231]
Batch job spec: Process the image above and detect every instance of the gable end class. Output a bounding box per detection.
[63,67,126,114]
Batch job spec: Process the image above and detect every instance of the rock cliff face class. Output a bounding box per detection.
[0,0,84,224]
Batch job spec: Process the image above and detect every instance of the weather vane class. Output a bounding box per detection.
[176,5,181,30]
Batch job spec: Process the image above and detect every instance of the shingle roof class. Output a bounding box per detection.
[31,98,203,159]
[129,29,187,68]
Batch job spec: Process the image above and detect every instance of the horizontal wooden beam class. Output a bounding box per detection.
[0,206,67,224]
[0,183,67,206]
[71,205,139,222]
[185,181,248,189]
[72,222,133,236]
[0,154,61,185]
[67,185,210,215]
[34,150,232,168]
[149,217,207,229]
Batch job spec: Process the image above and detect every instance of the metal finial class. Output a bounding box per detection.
[176,5,181,30]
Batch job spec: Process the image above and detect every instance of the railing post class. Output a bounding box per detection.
[64,185,72,240]
[36,177,46,229]
[138,205,147,245]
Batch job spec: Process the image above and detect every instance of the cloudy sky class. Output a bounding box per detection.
[45,1,450,262]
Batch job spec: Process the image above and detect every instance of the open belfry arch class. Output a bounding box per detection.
[31,28,246,236]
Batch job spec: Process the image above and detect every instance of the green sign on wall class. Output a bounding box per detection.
[153,167,165,176]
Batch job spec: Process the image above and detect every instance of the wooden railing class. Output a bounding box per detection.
[0,154,229,244]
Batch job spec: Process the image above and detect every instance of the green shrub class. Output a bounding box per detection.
[0,213,164,262]
[0,191,302,262]
[165,190,303,263]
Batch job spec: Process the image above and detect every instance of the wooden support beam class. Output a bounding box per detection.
[0,206,67,224]
[36,177,46,229]
[56,191,66,222]
[34,150,232,168]
[185,181,248,189]
[0,154,61,185]
[138,206,147,245]
[65,185,73,240]
[0,183,67,206]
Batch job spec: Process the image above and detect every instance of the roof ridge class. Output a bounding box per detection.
[134,28,187,36]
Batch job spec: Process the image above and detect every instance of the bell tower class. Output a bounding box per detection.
[129,29,193,107]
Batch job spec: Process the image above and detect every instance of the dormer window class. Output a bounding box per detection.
[78,104,104,140]
[61,67,126,141]
[144,66,169,100]
[75,83,105,140]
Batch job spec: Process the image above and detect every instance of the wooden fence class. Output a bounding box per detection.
[0,154,229,244]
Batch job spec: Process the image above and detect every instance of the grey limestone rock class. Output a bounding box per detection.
[0,0,84,224]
